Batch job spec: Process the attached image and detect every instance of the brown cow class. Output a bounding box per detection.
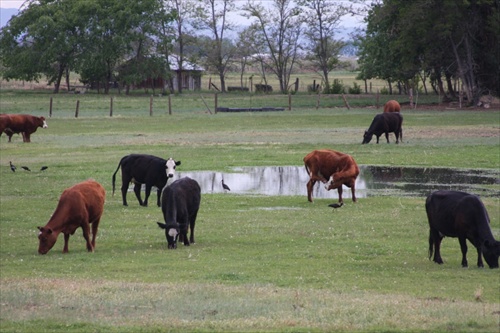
[37,180,105,254]
[383,100,401,113]
[0,114,48,142]
[303,149,359,204]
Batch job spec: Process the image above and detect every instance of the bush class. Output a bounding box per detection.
[348,82,362,94]
[329,79,345,94]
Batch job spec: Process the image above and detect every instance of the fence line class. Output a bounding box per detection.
[40,93,419,118]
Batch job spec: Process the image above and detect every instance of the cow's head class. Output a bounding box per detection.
[37,226,57,254]
[483,240,500,269]
[362,130,372,144]
[157,222,180,249]
[40,116,48,129]
[165,158,181,179]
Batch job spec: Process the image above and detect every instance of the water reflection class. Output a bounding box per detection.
[172,166,499,198]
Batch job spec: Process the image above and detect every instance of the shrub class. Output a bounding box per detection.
[348,82,362,94]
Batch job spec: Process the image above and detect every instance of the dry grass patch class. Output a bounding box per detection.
[1,278,499,332]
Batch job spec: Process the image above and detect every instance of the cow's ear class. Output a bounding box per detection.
[176,161,181,166]
[157,222,167,229]
[38,226,43,231]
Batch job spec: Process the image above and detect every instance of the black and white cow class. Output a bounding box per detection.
[157,177,201,249]
[426,190,500,268]
[362,112,403,144]
[112,154,181,207]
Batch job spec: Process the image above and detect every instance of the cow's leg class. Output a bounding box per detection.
[24,132,31,142]
[350,184,357,202]
[376,135,380,144]
[306,179,316,202]
[430,230,444,264]
[133,183,144,206]
[385,132,390,143]
[337,186,343,204]
[81,223,94,252]
[458,237,469,267]
[142,184,152,207]
[395,131,400,144]
[121,176,132,206]
[156,188,161,207]
[189,212,198,244]
[181,223,190,246]
[63,233,70,253]
[90,219,100,249]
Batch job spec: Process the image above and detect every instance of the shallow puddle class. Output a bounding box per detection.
[173,166,499,198]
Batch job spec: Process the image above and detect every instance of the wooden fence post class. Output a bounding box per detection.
[49,97,53,117]
[168,95,172,115]
[376,90,380,109]
[341,94,350,110]
[409,88,413,108]
[214,93,218,114]
[75,100,80,118]
[109,96,113,117]
[150,95,153,116]
[316,94,321,110]
[288,93,292,111]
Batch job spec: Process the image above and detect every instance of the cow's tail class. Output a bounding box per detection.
[428,233,434,260]
[111,159,123,197]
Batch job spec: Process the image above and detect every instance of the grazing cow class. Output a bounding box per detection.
[112,154,181,207]
[0,114,48,142]
[37,180,105,254]
[157,177,201,249]
[303,149,359,204]
[362,112,403,144]
[426,190,500,268]
[383,100,401,113]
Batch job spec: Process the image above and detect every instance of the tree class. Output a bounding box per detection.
[0,0,87,93]
[243,0,302,94]
[193,0,236,93]
[357,0,499,103]
[298,0,349,93]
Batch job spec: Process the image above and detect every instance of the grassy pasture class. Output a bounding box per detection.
[0,89,499,332]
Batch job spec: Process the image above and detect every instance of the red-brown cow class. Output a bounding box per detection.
[383,100,401,113]
[303,149,359,204]
[0,114,48,142]
[37,180,105,254]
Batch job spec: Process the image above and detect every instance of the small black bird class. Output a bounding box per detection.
[21,166,31,171]
[328,202,344,209]
[221,178,231,192]
[40,166,48,171]
[9,161,16,172]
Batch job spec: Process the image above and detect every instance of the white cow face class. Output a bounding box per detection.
[324,175,334,190]
[42,120,48,128]
[165,158,181,178]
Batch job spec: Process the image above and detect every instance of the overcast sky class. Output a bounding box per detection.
[0,0,366,30]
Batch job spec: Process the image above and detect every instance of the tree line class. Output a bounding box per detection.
[1,0,498,104]
[356,0,499,105]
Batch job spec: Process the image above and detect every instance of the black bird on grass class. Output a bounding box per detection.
[328,202,344,210]
[221,178,231,192]
[9,161,16,172]
[40,166,48,171]
[21,166,31,171]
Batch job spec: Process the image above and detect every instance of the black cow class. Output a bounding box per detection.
[157,177,201,249]
[112,154,181,207]
[426,190,500,268]
[362,112,403,144]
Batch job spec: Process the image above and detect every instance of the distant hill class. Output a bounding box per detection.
[1,8,18,28]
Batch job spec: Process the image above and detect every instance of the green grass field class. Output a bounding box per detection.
[0,89,499,332]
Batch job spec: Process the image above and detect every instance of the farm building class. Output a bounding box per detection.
[136,55,204,92]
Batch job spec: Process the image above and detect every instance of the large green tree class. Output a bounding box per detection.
[0,0,167,94]
[357,0,500,103]
[0,0,87,93]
